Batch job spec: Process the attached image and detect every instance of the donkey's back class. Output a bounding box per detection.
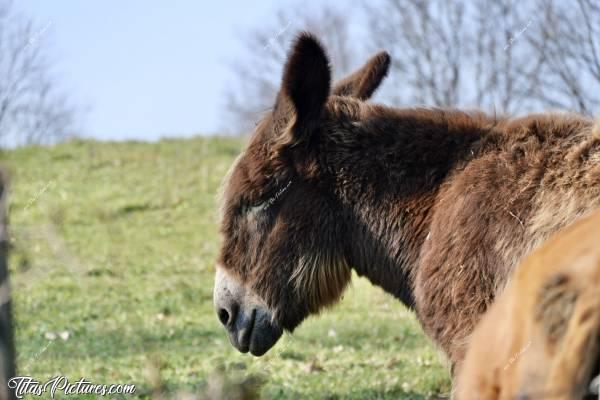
[415,113,600,369]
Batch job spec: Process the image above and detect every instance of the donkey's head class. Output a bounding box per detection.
[214,33,390,356]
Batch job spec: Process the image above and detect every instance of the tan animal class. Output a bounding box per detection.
[456,210,600,400]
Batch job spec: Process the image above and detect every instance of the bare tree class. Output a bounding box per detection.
[223,5,357,134]
[527,0,600,114]
[227,0,600,129]
[365,0,546,114]
[0,0,75,146]
[471,0,545,112]
[365,0,468,107]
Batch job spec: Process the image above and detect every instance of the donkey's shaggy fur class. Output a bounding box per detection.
[216,32,600,371]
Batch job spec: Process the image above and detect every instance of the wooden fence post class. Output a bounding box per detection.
[0,169,15,400]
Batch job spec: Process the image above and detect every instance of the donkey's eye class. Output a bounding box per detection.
[248,202,268,214]
[241,201,268,215]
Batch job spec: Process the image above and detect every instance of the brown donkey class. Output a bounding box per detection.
[213,32,600,374]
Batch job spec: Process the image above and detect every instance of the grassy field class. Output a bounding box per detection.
[0,137,451,399]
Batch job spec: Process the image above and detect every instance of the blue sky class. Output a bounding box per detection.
[17,1,299,141]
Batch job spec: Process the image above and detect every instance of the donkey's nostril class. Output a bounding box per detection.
[218,308,230,326]
[217,302,239,328]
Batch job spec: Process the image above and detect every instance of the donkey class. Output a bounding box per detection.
[213,32,600,375]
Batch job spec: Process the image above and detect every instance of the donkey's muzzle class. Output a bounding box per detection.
[225,306,282,356]
[214,267,283,356]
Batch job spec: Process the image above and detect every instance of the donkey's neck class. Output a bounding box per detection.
[343,189,437,307]
[327,106,494,308]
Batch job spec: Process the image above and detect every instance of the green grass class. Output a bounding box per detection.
[0,137,451,399]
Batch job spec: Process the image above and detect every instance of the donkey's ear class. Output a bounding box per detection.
[280,32,331,137]
[332,51,390,100]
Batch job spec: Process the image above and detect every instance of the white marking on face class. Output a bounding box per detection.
[213,265,271,311]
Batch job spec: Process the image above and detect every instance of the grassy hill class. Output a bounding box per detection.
[0,137,450,399]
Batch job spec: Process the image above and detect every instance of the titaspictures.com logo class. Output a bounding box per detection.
[8,376,136,398]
